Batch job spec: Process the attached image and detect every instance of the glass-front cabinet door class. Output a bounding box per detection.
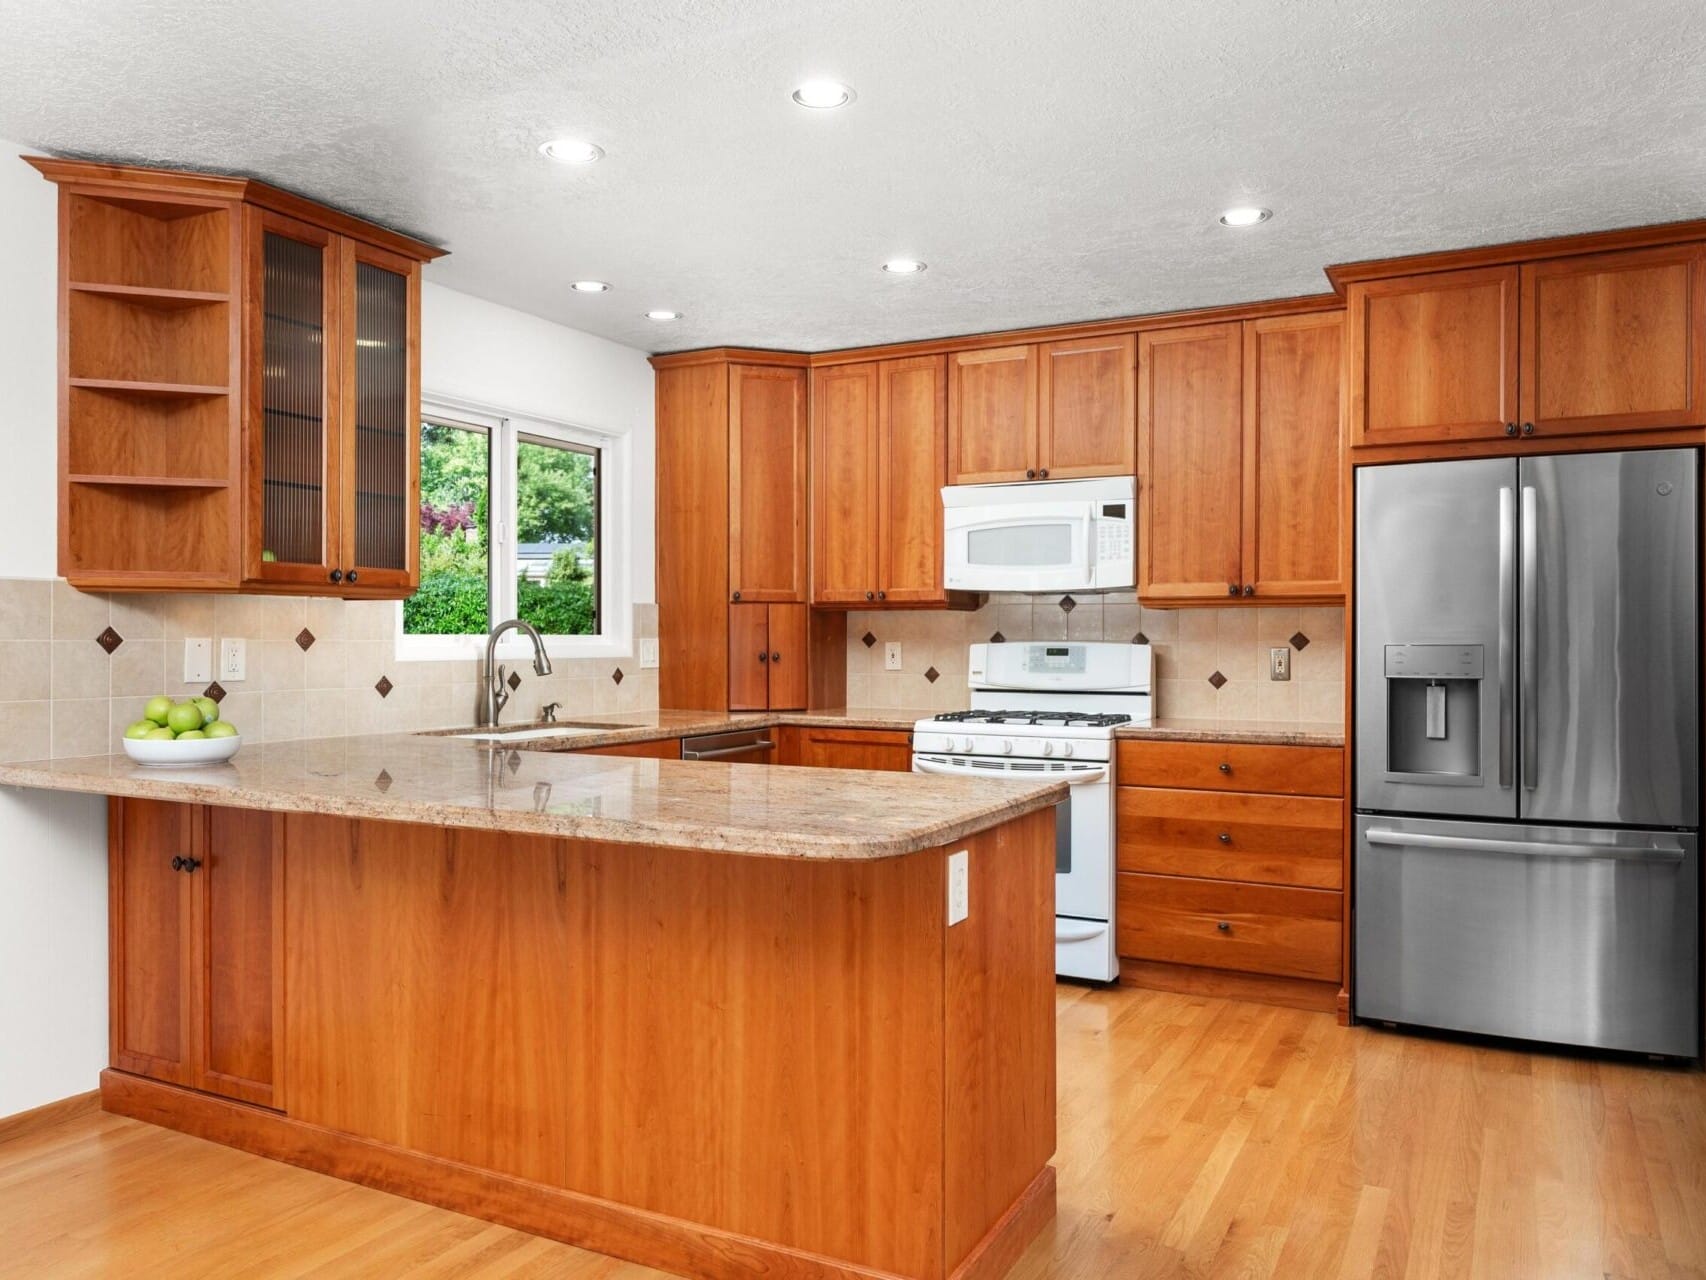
[338,240,419,593]
[245,209,341,588]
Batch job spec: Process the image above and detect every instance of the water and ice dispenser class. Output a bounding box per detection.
[1383,644,1484,781]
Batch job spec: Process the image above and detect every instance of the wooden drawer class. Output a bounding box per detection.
[1116,873,1341,982]
[1117,788,1342,889]
[569,738,682,760]
[1116,739,1342,797]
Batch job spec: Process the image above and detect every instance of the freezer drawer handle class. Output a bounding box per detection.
[1364,828,1685,863]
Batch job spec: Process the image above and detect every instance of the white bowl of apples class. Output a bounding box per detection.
[122,695,242,766]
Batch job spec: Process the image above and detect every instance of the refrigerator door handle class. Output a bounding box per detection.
[1497,486,1515,789]
[1364,828,1686,863]
[1520,485,1539,790]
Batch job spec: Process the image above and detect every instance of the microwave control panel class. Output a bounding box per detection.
[1096,502,1133,561]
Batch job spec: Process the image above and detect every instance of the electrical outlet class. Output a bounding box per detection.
[947,849,970,925]
[219,637,247,682]
[1269,647,1291,681]
[884,642,903,671]
[182,637,212,684]
[638,638,659,669]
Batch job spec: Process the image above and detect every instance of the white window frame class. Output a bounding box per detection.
[396,393,634,662]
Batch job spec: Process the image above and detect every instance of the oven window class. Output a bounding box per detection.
[968,521,1075,566]
[1054,793,1072,875]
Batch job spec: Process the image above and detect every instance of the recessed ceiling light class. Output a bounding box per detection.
[539,139,605,164]
[791,80,855,109]
[1219,206,1272,228]
[645,310,682,321]
[881,258,927,274]
[571,280,611,293]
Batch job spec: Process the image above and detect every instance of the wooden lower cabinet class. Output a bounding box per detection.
[778,726,914,771]
[1114,741,1344,1007]
[109,798,283,1108]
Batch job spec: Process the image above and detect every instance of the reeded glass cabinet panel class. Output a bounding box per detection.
[341,243,417,589]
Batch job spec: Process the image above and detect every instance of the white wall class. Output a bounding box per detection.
[0,140,658,1116]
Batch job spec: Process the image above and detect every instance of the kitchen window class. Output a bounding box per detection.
[397,399,630,660]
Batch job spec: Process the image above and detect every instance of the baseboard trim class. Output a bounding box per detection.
[0,1089,100,1148]
[102,1070,1052,1280]
[1118,959,1339,1013]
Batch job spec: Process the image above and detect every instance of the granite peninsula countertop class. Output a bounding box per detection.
[1114,718,1345,747]
[0,731,1063,860]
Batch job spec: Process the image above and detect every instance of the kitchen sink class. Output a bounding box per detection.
[438,724,612,743]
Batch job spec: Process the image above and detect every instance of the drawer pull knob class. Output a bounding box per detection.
[1218,762,1231,774]
[1218,832,1231,844]
[1216,920,1231,932]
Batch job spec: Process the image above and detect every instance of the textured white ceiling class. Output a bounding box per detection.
[2,0,1704,354]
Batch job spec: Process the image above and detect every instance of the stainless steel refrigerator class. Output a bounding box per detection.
[1354,448,1701,1058]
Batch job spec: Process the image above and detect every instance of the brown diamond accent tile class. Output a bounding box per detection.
[375,675,393,698]
[861,632,877,648]
[202,682,226,703]
[506,670,521,691]
[505,750,522,774]
[612,668,624,685]
[95,626,123,654]
[1208,670,1227,689]
[989,631,1006,644]
[1059,595,1076,613]
[924,666,940,683]
[1290,631,1310,651]
[1134,632,1149,645]
[374,770,393,793]
[295,628,316,651]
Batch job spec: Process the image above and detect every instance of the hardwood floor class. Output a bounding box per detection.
[3,983,1703,1279]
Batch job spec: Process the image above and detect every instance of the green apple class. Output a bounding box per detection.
[144,726,176,741]
[176,729,206,741]
[123,720,156,740]
[143,695,174,726]
[192,696,219,725]
[204,721,238,739]
[261,550,278,562]
[165,702,204,735]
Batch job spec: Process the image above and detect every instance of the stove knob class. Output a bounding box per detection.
[1002,739,1014,755]
[1042,741,1054,756]
[1062,742,1075,757]
[945,737,960,753]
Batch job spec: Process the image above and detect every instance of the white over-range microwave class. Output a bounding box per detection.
[942,475,1135,593]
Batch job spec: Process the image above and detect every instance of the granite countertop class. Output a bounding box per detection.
[0,732,1063,860]
[417,707,937,751]
[1115,718,1345,747]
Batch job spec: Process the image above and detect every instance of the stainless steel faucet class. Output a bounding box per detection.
[482,619,553,726]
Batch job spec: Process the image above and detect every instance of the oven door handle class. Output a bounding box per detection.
[912,759,1108,786]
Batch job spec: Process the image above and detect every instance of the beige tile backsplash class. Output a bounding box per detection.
[0,578,659,761]
[845,592,1345,723]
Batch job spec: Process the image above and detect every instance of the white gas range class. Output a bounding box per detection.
[912,641,1152,982]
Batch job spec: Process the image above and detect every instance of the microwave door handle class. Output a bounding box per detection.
[1497,485,1515,789]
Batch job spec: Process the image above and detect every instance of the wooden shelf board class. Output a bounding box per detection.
[69,474,230,490]
[68,282,230,309]
[68,379,231,398]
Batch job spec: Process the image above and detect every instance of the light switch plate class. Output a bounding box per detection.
[183,637,212,684]
[885,642,903,671]
[219,637,246,682]
[638,638,659,669]
[947,849,969,925]
[1268,647,1291,681]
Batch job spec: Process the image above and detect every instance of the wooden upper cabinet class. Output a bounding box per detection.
[947,345,1037,483]
[1038,334,1136,479]
[1520,243,1706,437]
[1138,323,1246,601]
[32,157,441,596]
[877,355,949,604]
[1243,313,1345,599]
[1350,265,1519,447]
[727,601,808,710]
[729,363,807,603]
[810,362,880,606]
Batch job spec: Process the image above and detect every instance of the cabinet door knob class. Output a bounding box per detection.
[1218,832,1232,844]
[1218,762,1232,774]
[758,652,769,663]
[1025,469,1037,480]
[1216,920,1231,932]
[329,568,343,584]
[171,855,201,873]
[877,590,886,600]
[1227,584,1239,596]
[770,651,781,663]
[1521,421,1536,436]
[346,569,358,584]
[1242,584,1254,597]
[866,591,875,600]
[732,590,741,601]
[1504,422,1518,436]
[171,855,185,871]
[1038,468,1050,479]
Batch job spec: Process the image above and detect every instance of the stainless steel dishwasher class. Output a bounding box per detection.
[680,728,775,762]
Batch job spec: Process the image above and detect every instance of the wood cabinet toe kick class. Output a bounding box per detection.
[102,796,1059,1280]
